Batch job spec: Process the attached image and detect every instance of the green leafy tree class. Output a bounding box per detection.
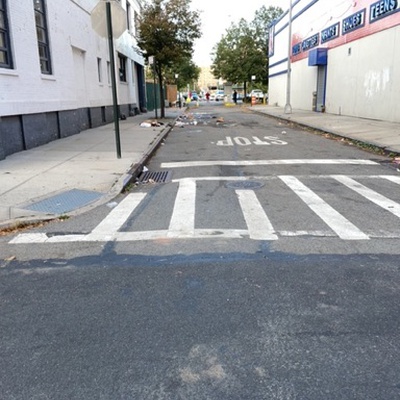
[136,0,201,117]
[211,6,283,99]
[251,6,284,53]
[164,57,201,91]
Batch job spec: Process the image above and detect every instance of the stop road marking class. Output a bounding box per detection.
[217,136,287,146]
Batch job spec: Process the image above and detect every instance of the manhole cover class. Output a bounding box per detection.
[137,170,172,184]
[225,181,264,190]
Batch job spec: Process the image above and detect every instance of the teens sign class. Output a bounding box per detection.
[291,0,399,58]
[370,0,399,22]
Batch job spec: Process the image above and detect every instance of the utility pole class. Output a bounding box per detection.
[284,0,293,114]
[149,56,157,119]
[106,1,122,158]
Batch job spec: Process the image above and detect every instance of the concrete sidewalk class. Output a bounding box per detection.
[0,109,182,228]
[250,105,400,154]
[1,104,399,229]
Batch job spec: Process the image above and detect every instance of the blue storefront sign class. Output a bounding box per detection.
[302,33,320,51]
[321,23,340,43]
[342,9,366,34]
[370,0,399,23]
[292,43,302,56]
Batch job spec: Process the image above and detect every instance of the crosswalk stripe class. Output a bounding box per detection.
[279,175,369,240]
[10,174,400,244]
[86,193,146,240]
[381,175,400,185]
[333,175,400,218]
[236,190,278,240]
[161,159,379,168]
[168,178,196,237]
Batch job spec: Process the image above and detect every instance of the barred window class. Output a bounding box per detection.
[118,53,127,82]
[34,0,52,74]
[0,0,13,68]
[126,1,131,32]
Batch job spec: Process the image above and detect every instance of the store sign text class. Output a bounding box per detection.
[302,33,320,51]
[370,0,399,22]
[321,23,340,43]
[342,10,366,34]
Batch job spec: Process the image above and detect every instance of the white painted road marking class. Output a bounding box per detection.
[161,159,379,168]
[333,175,400,218]
[236,190,278,240]
[86,193,146,241]
[168,179,196,237]
[216,136,288,146]
[279,175,370,240]
[381,175,400,185]
[9,174,400,244]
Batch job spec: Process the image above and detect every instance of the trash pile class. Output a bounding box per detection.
[174,112,224,128]
[175,113,198,127]
[140,120,165,128]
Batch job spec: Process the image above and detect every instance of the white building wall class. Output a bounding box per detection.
[326,25,400,120]
[291,60,317,110]
[0,0,144,117]
[268,0,400,122]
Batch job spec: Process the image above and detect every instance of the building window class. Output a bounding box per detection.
[118,53,127,82]
[131,60,135,84]
[34,0,52,74]
[107,61,110,84]
[126,1,131,32]
[0,0,13,68]
[97,57,102,82]
[134,10,139,37]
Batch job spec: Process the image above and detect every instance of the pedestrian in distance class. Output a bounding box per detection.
[205,92,210,101]
[232,90,238,105]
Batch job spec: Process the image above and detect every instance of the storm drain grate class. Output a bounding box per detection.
[24,189,103,214]
[137,170,172,184]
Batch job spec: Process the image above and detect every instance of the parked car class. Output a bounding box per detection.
[213,90,225,101]
[250,89,264,99]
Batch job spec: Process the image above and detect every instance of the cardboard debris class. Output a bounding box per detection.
[140,120,164,128]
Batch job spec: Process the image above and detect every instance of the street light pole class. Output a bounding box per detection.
[106,1,122,158]
[175,73,181,108]
[284,0,293,114]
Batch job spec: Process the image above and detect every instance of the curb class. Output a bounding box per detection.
[121,120,176,189]
[0,117,178,232]
[249,108,400,157]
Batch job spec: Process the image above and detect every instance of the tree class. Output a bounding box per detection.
[164,57,201,91]
[136,0,201,117]
[251,6,284,53]
[211,6,283,99]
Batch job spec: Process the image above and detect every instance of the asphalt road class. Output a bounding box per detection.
[1,102,400,399]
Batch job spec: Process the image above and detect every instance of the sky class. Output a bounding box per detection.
[190,0,287,66]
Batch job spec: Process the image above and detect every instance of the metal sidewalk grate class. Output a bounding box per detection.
[137,170,172,184]
[24,189,103,214]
